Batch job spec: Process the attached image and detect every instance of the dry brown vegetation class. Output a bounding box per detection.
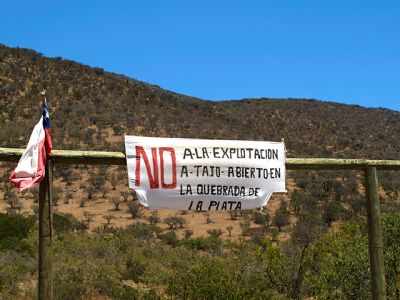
[1,44,400,299]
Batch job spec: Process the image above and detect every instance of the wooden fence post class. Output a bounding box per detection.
[366,166,386,300]
[38,159,53,300]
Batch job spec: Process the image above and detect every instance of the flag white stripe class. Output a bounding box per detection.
[14,116,45,178]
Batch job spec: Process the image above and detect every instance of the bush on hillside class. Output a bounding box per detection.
[0,213,35,253]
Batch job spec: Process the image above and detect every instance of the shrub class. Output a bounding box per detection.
[103,215,115,227]
[128,201,142,219]
[184,229,193,239]
[205,213,213,224]
[180,236,224,255]
[110,174,118,190]
[164,216,185,230]
[52,186,62,206]
[148,211,160,225]
[0,213,35,252]
[250,229,266,245]
[111,196,123,211]
[270,227,279,242]
[126,223,159,241]
[382,214,400,298]
[53,256,124,300]
[167,257,243,299]
[229,210,240,220]
[4,189,22,214]
[323,201,346,226]
[120,191,130,202]
[304,223,370,299]
[0,251,36,297]
[207,229,223,238]
[240,219,251,236]
[64,191,73,204]
[226,225,233,237]
[253,211,269,226]
[83,211,95,229]
[273,202,290,232]
[110,286,141,300]
[159,231,178,247]
[125,257,146,282]
[54,212,86,233]
[273,212,289,232]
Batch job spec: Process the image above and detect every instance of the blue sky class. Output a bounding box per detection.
[1,1,399,111]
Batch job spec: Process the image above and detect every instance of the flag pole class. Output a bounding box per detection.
[38,89,53,300]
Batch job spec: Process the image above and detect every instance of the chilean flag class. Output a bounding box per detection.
[9,100,53,191]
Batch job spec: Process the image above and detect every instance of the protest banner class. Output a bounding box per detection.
[125,136,286,211]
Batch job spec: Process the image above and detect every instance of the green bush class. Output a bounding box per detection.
[125,222,160,241]
[53,212,86,233]
[207,229,223,238]
[0,213,35,253]
[253,211,269,226]
[304,223,370,299]
[159,231,178,247]
[382,213,400,298]
[2,207,400,300]
[125,257,146,282]
[180,236,224,255]
[0,250,36,297]
[164,216,185,230]
[167,257,241,299]
[148,211,160,225]
[323,201,346,226]
[128,201,142,219]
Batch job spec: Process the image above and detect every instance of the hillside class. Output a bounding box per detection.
[0,44,399,160]
[0,44,399,240]
[1,44,400,299]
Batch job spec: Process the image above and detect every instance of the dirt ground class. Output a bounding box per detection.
[0,178,295,240]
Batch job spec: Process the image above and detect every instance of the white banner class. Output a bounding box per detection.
[125,136,286,211]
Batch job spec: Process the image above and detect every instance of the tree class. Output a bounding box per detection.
[350,196,366,216]
[121,191,130,202]
[128,201,142,219]
[273,202,290,232]
[4,189,21,214]
[90,174,105,191]
[111,196,123,211]
[323,201,345,226]
[274,213,289,232]
[86,186,95,201]
[110,174,118,190]
[103,215,114,227]
[290,190,303,215]
[226,226,233,237]
[289,213,325,299]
